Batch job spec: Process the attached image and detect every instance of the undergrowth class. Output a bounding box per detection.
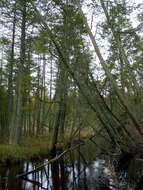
[0,129,92,165]
[0,136,50,165]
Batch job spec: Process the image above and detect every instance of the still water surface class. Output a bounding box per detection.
[0,142,143,190]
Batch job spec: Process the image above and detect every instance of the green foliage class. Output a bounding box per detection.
[0,0,143,154]
[0,37,9,46]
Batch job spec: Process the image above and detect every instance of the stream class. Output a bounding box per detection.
[0,141,143,190]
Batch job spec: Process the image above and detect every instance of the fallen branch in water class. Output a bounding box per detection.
[22,177,47,190]
[16,142,84,178]
[16,132,116,179]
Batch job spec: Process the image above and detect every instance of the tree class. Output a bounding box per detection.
[6,1,17,136]
[9,0,27,144]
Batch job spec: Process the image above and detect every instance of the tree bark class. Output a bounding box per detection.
[7,2,17,136]
[9,0,27,144]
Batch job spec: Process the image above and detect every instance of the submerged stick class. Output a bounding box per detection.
[16,142,84,178]
[22,177,47,190]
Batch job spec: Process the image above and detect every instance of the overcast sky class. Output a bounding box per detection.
[0,0,143,78]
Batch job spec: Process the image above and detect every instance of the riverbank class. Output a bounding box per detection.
[1,139,143,190]
[0,136,50,165]
[0,130,91,165]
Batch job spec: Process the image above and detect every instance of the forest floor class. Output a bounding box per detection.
[0,130,91,165]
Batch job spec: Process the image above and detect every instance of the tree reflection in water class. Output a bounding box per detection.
[0,144,143,190]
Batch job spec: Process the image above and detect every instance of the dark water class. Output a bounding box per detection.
[0,142,143,190]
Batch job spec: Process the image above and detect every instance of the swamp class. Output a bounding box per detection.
[0,0,143,189]
[1,141,143,190]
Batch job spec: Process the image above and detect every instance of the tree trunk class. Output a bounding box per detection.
[76,0,143,139]
[49,84,63,153]
[7,2,17,137]
[9,0,27,144]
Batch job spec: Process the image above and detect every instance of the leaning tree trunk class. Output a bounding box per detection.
[75,0,143,139]
[100,0,141,97]
[29,0,143,150]
[49,74,63,154]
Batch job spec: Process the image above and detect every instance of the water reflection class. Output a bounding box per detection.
[0,143,143,190]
